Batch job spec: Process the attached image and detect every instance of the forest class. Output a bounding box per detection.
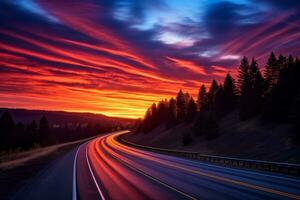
[138,52,300,145]
[0,111,126,153]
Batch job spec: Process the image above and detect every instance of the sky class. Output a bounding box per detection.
[0,0,299,118]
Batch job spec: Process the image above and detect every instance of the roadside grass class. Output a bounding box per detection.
[0,135,100,169]
[0,133,103,199]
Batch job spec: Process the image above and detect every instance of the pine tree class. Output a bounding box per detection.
[184,92,191,103]
[27,120,38,145]
[238,57,254,120]
[39,116,52,145]
[0,112,15,132]
[277,54,287,70]
[207,80,219,109]
[287,55,294,69]
[237,56,250,94]
[249,58,258,83]
[239,75,253,120]
[0,112,15,150]
[15,122,25,149]
[167,98,177,128]
[197,84,207,111]
[186,97,197,121]
[157,99,168,124]
[254,68,264,108]
[263,55,299,122]
[150,103,158,127]
[250,58,264,113]
[223,73,237,112]
[151,103,157,116]
[176,89,187,122]
[143,108,152,132]
[157,100,164,123]
[264,52,278,93]
[214,84,225,116]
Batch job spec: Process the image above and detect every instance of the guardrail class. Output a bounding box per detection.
[118,134,300,177]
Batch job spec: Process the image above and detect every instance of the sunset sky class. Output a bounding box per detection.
[0,0,299,118]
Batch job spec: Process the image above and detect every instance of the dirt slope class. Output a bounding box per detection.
[124,111,300,163]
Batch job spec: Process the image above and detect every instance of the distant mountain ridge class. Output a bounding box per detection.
[0,108,135,125]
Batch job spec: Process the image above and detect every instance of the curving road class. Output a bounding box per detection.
[74,131,300,200]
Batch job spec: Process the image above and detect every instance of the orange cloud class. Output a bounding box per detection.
[166,57,207,75]
[209,66,237,79]
[0,2,243,118]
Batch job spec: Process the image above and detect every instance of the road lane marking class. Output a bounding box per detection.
[103,139,198,200]
[86,142,107,200]
[118,135,300,183]
[72,131,127,200]
[180,166,300,200]
[72,143,82,200]
[113,135,300,200]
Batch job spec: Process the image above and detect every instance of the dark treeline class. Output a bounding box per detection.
[138,52,300,145]
[0,113,124,153]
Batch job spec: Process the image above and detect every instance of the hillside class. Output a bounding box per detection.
[124,111,300,163]
[127,53,300,164]
[0,108,135,126]
[0,108,136,153]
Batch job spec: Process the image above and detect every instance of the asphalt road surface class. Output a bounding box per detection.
[12,146,77,200]
[75,131,300,200]
[11,131,300,200]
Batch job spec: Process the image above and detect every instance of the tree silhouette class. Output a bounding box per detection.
[184,92,191,103]
[287,55,294,69]
[207,80,219,110]
[150,103,158,128]
[167,98,177,127]
[238,56,253,120]
[0,112,15,150]
[186,97,197,121]
[263,55,300,123]
[223,73,237,113]
[264,52,279,93]
[142,108,152,132]
[197,84,208,111]
[39,116,52,145]
[27,120,38,145]
[249,58,264,114]
[176,89,187,122]
[15,122,25,149]
[139,52,300,144]
[277,54,287,70]
[214,84,225,116]
[237,56,250,94]
[157,99,169,124]
[237,57,264,120]
[0,111,123,152]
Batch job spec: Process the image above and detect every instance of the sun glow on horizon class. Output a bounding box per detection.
[0,1,299,119]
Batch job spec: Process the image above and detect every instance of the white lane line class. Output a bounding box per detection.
[104,140,197,200]
[120,159,198,200]
[114,139,300,200]
[72,144,82,200]
[86,143,106,200]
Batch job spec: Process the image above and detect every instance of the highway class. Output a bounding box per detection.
[74,131,300,200]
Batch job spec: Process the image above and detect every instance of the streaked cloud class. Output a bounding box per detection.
[0,0,299,118]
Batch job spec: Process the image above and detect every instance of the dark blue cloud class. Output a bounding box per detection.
[1,0,299,84]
